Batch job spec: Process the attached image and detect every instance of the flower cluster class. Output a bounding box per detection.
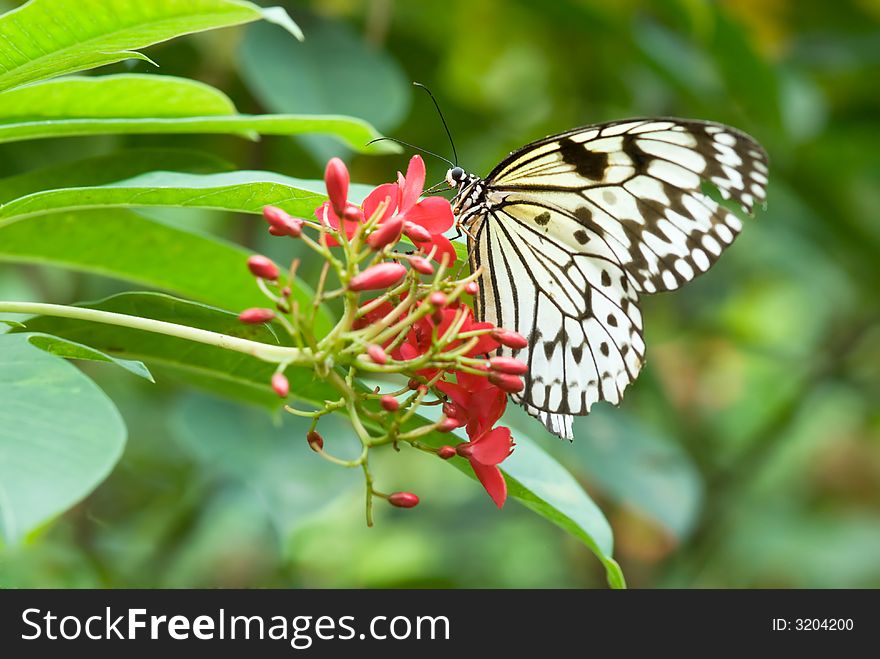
[238,155,528,521]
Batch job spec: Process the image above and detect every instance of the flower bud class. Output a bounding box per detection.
[409,256,434,275]
[437,417,461,433]
[238,308,276,324]
[366,215,404,250]
[388,492,420,508]
[271,372,289,398]
[429,292,448,308]
[367,344,389,365]
[380,395,400,412]
[325,157,350,216]
[404,221,432,243]
[442,401,460,420]
[349,263,407,292]
[307,430,324,452]
[408,378,421,391]
[247,255,280,280]
[489,356,529,375]
[464,281,479,296]
[281,286,292,298]
[491,328,529,350]
[455,442,474,458]
[488,372,525,393]
[437,445,457,460]
[263,205,303,237]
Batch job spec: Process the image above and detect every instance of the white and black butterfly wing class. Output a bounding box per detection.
[469,118,768,439]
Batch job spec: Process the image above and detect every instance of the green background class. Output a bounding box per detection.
[1,0,878,588]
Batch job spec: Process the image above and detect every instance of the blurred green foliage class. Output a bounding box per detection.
[1,0,878,588]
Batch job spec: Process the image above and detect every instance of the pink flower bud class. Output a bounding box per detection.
[442,401,460,420]
[404,221,432,243]
[491,328,529,350]
[464,281,479,296]
[238,308,275,324]
[408,378,421,391]
[488,372,525,393]
[307,430,324,452]
[367,344,389,365]
[324,158,350,216]
[263,206,303,237]
[437,417,461,433]
[271,372,289,398]
[388,492,420,508]
[489,356,529,375]
[437,445,457,460]
[409,256,434,275]
[247,255,280,280]
[349,263,407,292]
[281,286,292,298]
[366,215,404,250]
[429,292,448,307]
[380,395,400,412]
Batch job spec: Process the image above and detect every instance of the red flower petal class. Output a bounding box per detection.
[399,155,426,211]
[468,426,513,466]
[405,196,454,233]
[465,386,507,438]
[469,461,507,508]
[363,183,400,224]
[425,234,458,264]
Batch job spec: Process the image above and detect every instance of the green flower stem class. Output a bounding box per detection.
[0,301,313,365]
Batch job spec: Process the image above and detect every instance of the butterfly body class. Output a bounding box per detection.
[447,117,768,440]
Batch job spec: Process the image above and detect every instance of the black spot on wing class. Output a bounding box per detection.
[559,137,608,180]
[535,211,550,226]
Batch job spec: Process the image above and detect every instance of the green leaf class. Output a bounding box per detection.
[24,333,154,382]
[0,171,330,222]
[1,320,26,329]
[171,393,357,536]
[0,209,331,332]
[240,16,409,161]
[0,333,126,544]
[402,410,624,588]
[0,114,398,154]
[14,292,337,409]
[0,0,302,93]
[572,409,704,539]
[0,148,231,204]
[0,75,236,119]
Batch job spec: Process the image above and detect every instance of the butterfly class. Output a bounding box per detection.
[445,118,768,440]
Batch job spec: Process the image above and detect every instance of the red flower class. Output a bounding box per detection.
[395,303,498,370]
[313,155,455,260]
[395,155,456,264]
[436,374,514,508]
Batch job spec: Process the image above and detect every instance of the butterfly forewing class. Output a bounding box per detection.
[464,117,768,439]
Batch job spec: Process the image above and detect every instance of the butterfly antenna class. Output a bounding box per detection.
[366,137,455,168]
[413,82,458,166]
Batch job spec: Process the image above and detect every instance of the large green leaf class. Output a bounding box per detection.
[571,409,704,539]
[15,292,623,585]
[0,148,231,204]
[240,16,410,162]
[14,292,337,409]
[0,171,329,221]
[0,0,301,93]
[0,75,236,119]
[0,209,330,330]
[0,333,127,544]
[0,114,396,153]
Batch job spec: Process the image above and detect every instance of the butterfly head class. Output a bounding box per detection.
[446,167,484,217]
[445,166,467,188]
